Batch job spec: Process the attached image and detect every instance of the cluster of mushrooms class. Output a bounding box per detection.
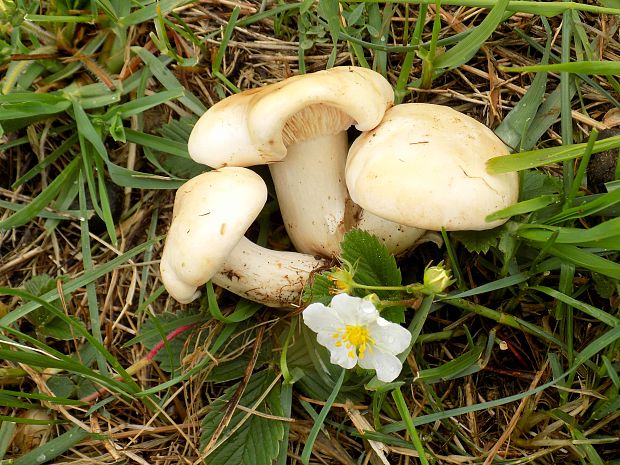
[159,67,518,308]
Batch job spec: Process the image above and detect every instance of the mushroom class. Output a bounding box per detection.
[160,167,328,307]
[187,66,396,256]
[345,103,519,231]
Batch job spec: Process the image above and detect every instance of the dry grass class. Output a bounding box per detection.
[1,1,620,464]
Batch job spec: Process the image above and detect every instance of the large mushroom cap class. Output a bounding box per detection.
[160,167,267,303]
[345,103,519,231]
[188,66,394,168]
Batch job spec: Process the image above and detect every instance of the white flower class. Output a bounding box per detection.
[302,293,412,382]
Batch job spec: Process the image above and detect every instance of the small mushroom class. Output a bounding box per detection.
[346,103,519,231]
[187,66,394,256]
[160,167,328,307]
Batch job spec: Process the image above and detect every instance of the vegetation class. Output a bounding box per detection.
[1,0,619,463]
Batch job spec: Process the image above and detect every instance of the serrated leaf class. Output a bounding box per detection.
[23,274,56,296]
[380,306,406,324]
[303,273,334,305]
[341,229,401,289]
[452,226,507,254]
[21,275,61,329]
[37,316,82,340]
[47,376,77,399]
[520,170,562,200]
[200,370,284,465]
[591,273,618,299]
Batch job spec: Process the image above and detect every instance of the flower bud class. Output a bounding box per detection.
[328,267,355,294]
[363,293,381,307]
[423,265,454,294]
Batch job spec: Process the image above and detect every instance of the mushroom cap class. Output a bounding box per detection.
[160,167,268,303]
[346,103,519,231]
[188,66,394,168]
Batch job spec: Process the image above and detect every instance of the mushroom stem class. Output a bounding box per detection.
[356,210,426,255]
[270,129,426,257]
[269,131,354,257]
[213,237,329,308]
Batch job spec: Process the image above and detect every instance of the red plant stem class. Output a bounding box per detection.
[145,324,196,361]
[80,323,196,403]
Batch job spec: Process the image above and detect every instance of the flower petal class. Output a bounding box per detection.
[368,317,412,355]
[330,293,379,325]
[303,302,342,333]
[358,350,405,382]
[317,331,357,369]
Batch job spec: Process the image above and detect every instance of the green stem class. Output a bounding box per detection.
[392,387,430,465]
[446,298,564,349]
[352,281,424,293]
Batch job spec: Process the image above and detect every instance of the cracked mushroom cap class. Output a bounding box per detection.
[345,103,519,231]
[160,167,267,303]
[188,66,394,168]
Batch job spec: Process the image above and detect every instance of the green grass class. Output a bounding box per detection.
[0,0,619,464]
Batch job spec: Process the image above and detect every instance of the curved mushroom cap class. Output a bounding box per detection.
[160,167,267,303]
[188,66,394,168]
[346,103,519,231]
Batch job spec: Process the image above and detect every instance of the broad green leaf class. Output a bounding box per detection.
[200,370,285,465]
[451,225,506,254]
[303,273,334,305]
[520,170,563,200]
[341,229,402,289]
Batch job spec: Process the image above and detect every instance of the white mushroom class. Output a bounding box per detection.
[187,66,395,256]
[160,167,328,307]
[346,103,519,231]
[356,210,426,255]
[213,238,326,308]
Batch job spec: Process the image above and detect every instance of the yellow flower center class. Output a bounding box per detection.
[333,325,374,359]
